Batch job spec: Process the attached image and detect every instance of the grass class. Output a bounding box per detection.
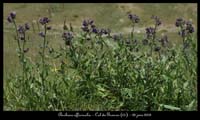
[3,3,197,111]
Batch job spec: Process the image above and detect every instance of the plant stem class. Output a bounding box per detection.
[153,25,157,43]
[131,23,135,50]
[22,33,26,81]
[131,23,135,40]
[150,24,157,57]
[13,20,26,82]
[13,20,22,54]
[42,24,47,92]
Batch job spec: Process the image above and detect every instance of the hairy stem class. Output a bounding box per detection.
[13,20,22,55]
[42,24,47,92]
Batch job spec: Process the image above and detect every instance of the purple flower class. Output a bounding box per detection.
[88,19,94,25]
[146,27,155,34]
[156,20,161,26]
[188,27,194,33]
[128,14,133,19]
[92,27,110,36]
[39,18,44,25]
[176,19,194,37]
[39,32,45,37]
[44,17,50,23]
[7,16,13,23]
[82,20,88,26]
[10,11,16,19]
[81,19,95,33]
[128,14,140,23]
[92,28,99,34]
[7,11,17,23]
[17,25,25,34]
[25,23,30,30]
[175,18,184,27]
[152,15,161,26]
[62,32,73,46]
[146,27,155,39]
[186,21,194,33]
[39,17,50,25]
[81,19,96,32]
[62,32,73,40]
[82,19,94,26]
[7,11,16,23]
[133,15,140,23]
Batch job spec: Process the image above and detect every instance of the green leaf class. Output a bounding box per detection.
[121,88,133,98]
[162,74,170,81]
[183,81,189,89]
[185,100,196,111]
[160,104,181,111]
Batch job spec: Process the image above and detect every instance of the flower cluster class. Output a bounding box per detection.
[7,11,16,23]
[81,19,111,37]
[186,21,194,33]
[17,23,30,40]
[62,32,73,46]
[175,18,185,27]
[39,17,50,25]
[175,18,194,37]
[25,23,30,30]
[17,25,25,34]
[145,27,155,39]
[38,17,51,37]
[93,28,111,36]
[81,19,94,33]
[128,14,140,23]
[151,15,161,26]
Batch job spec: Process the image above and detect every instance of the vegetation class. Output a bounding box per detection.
[3,3,197,111]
